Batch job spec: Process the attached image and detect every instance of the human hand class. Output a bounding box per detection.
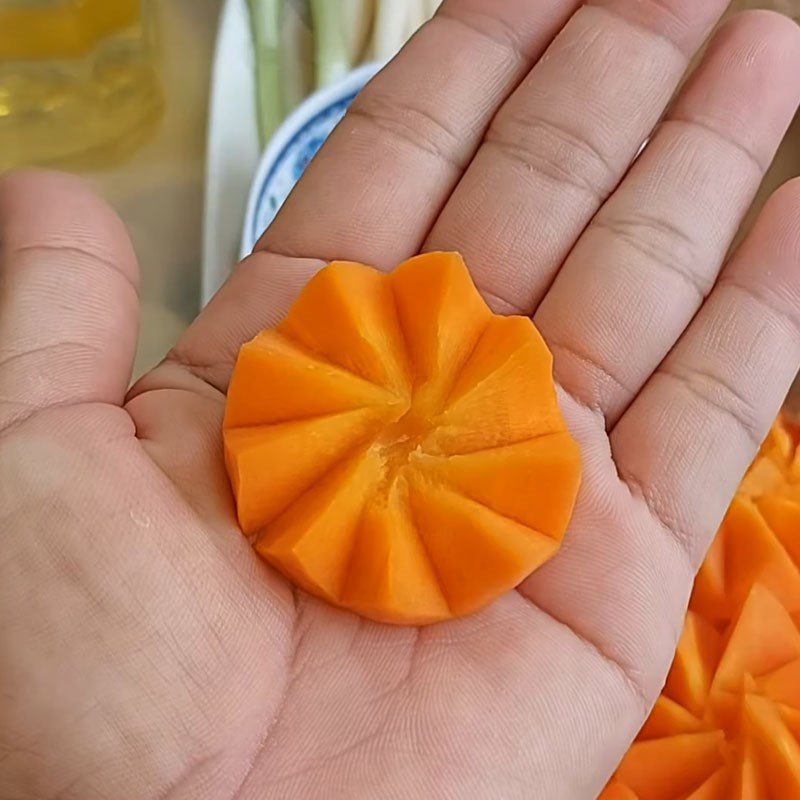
[2,2,800,798]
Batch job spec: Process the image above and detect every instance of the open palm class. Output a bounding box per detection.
[3,2,800,798]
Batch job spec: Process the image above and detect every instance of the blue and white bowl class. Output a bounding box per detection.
[241,62,381,258]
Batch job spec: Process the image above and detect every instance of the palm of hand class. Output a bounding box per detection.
[0,347,665,800]
[3,3,800,799]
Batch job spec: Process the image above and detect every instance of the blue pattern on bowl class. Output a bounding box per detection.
[248,84,370,250]
[243,63,381,256]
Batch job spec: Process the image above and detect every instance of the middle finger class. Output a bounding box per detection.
[258,0,581,268]
[426,0,730,313]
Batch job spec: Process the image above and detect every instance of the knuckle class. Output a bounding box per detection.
[486,113,613,200]
[348,93,464,169]
[591,211,711,300]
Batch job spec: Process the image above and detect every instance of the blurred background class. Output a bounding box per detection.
[2,0,799,377]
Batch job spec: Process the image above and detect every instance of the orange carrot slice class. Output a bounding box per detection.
[223,252,581,624]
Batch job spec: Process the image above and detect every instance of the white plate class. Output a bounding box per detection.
[201,0,260,306]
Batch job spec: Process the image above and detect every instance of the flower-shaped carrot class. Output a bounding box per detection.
[223,252,581,624]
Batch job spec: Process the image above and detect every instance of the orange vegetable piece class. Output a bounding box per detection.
[223,252,581,624]
[605,416,800,798]
[600,784,640,800]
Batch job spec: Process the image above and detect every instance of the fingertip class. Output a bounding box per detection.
[743,177,800,263]
[670,10,800,175]
[0,168,139,292]
[721,177,800,323]
[0,170,142,428]
[765,174,800,211]
[713,8,800,68]
[728,7,800,42]
[763,176,800,261]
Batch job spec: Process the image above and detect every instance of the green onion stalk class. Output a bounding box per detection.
[369,0,409,62]
[340,0,374,67]
[279,0,314,114]
[309,0,353,89]
[247,0,284,145]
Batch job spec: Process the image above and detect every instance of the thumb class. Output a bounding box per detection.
[0,170,139,433]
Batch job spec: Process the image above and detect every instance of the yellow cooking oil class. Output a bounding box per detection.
[0,0,163,170]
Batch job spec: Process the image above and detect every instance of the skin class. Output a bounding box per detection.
[2,1,800,798]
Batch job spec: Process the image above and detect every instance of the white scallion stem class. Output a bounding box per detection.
[340,0,375,66]
[370,0,409,62]
[424,0,442,19]
[247,0,283,145]
[310,0,352,88]
[404,0,427,38]
[279,0,314,112]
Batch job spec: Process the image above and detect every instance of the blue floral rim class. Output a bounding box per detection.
[249,91,361,247]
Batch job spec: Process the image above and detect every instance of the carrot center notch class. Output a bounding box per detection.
[223,251,581,625]
[375,409,431,477]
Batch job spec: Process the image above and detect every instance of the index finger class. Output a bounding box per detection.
[160,0,583,391]
[258,0,581,268]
